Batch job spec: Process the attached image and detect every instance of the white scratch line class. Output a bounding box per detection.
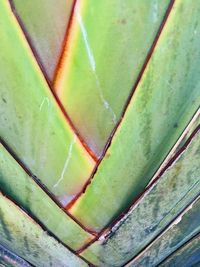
[39,97,50,111]
[75,5,96,71]
[75,2,117,124]
[94,72,117,124]
[53,136,76,189]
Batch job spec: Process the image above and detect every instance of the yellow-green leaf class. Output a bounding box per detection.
[0,192,88,267]
[0,0,95,206]
[0,143,94,251]
[54,0,171,157]
[69,0,200,231]
[11,0,74,81]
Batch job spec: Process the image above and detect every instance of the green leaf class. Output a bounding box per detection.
[130,196,200,266]
[54,0,170,157]
[0,143,94,251]
[0,192,88,267]
[160,234,200,267]
[0,0,95,206]
[69,0,200,231]
[0,244,31,267]
[81,128,200,266]
[11,0,74,81]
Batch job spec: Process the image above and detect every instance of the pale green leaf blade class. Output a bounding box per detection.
[81,129,200,266]
[11,0,74,81]
[69,0,200,231]
[0,143,94,251]
[54,0,171,157]
[0,193,88,267]
[0,0,95,206]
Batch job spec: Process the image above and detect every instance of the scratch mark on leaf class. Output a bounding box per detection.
[39,97,50,111]
[75,4,96,72]
[94,72,117,124]
[75,1,117,124]
[53,136,77,189]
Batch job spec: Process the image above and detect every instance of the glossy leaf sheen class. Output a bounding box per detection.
[0,193,88,267]
[12,0,73,81]
[0,0,95,206]
[81,130,200,266]
[54,0,170,157]
[70,0,200,231]
[0,144,93,251]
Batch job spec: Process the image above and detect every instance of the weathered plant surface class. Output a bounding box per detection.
[0,0,199,266]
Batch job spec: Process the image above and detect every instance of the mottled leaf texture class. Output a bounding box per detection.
[0,244,31,267]
[69,0,200,231]
[129,196,200,266]
[81,128,200,267]
[0,0,95,207]
[0,143,94,251]
[11,0,74,81]
[0,193,88,267]
[0,0,200,266]
[160,234,200,267]
[54,0,170,157]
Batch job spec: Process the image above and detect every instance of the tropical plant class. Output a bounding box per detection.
[0,0,200,266]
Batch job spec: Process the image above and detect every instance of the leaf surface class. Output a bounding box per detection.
[69,0,200,231]
[11,0,74,81]
[0,244,31,267]
[81,128,200,266]
[0,0,95,206]
[0,143,94,251]
[54,0,170,157]
[129,196,200,266]
[0,193,88,267]
[160,234,200,267]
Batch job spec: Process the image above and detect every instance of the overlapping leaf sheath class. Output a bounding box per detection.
[80,128,200,266]
[0,143,94,251]
[69,0,200,231]
[0,193,88,267]
[129,196,200,266]
[0,0,95,206]
[0,244,31,267]
[11,0,73,81]
[160,234,200,267]
[0,0,200,265]
[54,0,170,157]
